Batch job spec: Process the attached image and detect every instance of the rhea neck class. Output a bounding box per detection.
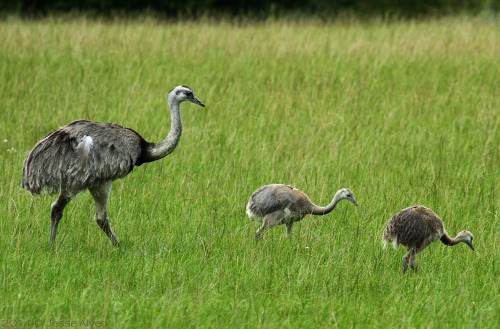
[440,232,468,246]
[144,96,182,162]
[310,193,343,215]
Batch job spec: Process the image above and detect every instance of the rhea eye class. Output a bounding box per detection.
[185,91,193,97]
[176,91,181,95]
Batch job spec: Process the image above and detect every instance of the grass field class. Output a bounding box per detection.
[0,16,499,328]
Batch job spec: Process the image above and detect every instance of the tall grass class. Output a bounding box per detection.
[0,16,498,328]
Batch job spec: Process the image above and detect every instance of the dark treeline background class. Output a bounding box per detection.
[2,0,500,17]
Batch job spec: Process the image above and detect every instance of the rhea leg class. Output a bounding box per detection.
[286,222,295,238]
[89,181,119,246]
[256,211,283,241]
[402,248,414,274]
[50,193,73,244]
[409,245,426,272]
[256,219,271,241]
[409,253,418,272]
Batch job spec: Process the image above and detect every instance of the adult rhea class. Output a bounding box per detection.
[22,86,205,246]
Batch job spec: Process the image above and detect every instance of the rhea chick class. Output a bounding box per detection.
[246,184,358,240]
[383,205,474,273]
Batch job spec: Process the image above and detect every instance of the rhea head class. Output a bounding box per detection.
[168,85,205,107]
[458,230,475,251]
[336,188,358,206]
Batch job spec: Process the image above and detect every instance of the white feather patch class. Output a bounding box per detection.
[76,135,93,166]
[382,237,398,249]
[82,136,93,152]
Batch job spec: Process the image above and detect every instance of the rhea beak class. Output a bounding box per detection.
[468,243,475,251]
[351,199,358,206]
[191,96,205,107]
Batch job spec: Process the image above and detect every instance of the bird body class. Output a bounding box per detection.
[383,205,474,273]
[22,120,147,195]
[247,184,313,221]
[246,184,358,240]
[22,86,205,246]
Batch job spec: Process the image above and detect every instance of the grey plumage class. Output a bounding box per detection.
[22,121,145,194]
[383,205,474,273]
[246,184,358,240]
[22,86,205,246]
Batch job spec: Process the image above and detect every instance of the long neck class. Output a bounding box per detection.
[440,232,464,246]
[145,100,182,161]
[310,195,342,215]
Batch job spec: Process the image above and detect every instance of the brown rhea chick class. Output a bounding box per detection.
[383,205,474,273]
[246,184,358,241]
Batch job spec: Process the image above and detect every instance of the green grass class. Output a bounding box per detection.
[0,16,499,328]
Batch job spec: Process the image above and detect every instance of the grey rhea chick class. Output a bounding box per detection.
[383,205,474,273]
[246,184,358,240]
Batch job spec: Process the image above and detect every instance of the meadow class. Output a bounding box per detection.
[0,16,499,328]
